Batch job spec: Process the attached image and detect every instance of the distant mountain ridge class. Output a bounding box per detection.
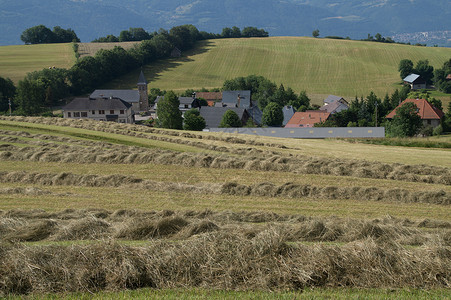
[0,0,450,46]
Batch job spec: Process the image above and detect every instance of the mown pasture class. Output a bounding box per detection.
[108,37,451,105]
[0,44,75,84]
[1,38,450,106]
[0,116,449,298]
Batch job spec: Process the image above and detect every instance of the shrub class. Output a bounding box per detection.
[433,124,443,136]
[419,125,433,137]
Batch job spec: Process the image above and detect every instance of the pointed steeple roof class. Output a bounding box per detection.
[138,70,147,85]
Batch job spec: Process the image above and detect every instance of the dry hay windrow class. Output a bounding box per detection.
[221,182,451,205]
[0,170,449,205]
[0,116,288,149]
[1,209,450,247]
[1,140,450,186]
[0,229,449,295]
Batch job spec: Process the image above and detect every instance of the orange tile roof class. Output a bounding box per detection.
[386,99,444,120]
[285,111,331,128]
[196,92,222,101]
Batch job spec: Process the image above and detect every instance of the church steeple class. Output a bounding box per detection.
[137,70,148,111]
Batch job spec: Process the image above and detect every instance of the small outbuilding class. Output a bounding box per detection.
[403,74,426,90]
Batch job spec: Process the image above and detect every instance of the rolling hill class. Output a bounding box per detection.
[105,37,451,104]
[1,37,451,106]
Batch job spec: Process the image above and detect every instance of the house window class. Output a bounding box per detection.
[81,112,88,117]
[427,120,431,125]
[67,112,71,117]
[99,110,105,114]
[120,110,125,114]
[110,110,114,114]
[74,112,80,117]
[92,110,95,114]
[184,104,189,108]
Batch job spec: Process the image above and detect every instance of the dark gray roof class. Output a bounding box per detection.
[138,70,147,85]
[90,90,140,103]
[247,106,263,126]
[324,95,344,104]
[179,97,195,105]
[63,97,132,111]
[199,107,247,128]
[282,105,296,126]
[320,100,349,114]
[222,90,251,108]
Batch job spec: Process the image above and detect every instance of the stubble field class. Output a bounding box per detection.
[0,116,450,298]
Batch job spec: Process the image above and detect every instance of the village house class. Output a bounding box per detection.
[285,111,331,128]
[403,74,426,90]
[90,71,149,113]
[62,97,134,123]
[154,94,202,115]
[171,47,182,58]
[320,95,349,114]
[282,106,296,126]
[385,98,444,128]
[221,90,251,108]
[195,92,222,106]
[199,107,250,128]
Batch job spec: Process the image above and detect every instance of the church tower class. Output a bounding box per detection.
[137,70,148,111]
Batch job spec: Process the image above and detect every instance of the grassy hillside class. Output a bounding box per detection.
[0,117,450,297]
[0,43,75,84]
[1,38,450,106]
[109,37,451,104]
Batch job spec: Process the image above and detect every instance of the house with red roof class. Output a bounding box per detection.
[285,111,331,128]
[385,98,444,128]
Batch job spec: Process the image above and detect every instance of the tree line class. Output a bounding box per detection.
[93,26,268,43]
[21,25,80,44]
[399,58,451,93]
[5,25,220,115]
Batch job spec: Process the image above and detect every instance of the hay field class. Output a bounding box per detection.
[109,37,451,104]
[0,44,76,84]
[77,42,140,58]
[0,116,450,297]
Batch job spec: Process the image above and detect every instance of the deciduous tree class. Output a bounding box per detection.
[220,110,242,128]
[262,102,283,126]
[157,91,183,129]
[398,59,414,80]
[183,108,206,131]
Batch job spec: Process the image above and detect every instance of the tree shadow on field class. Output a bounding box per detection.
[104,40,216,89]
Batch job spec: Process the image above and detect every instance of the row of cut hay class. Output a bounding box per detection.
[1,231,449,295]
[2,208,449,230]
[2,119,451,184]
[0,170,449,205]
[0,171,220,195]
[0,187,50,196]
[2,142,450,186]
[2,120,451,183]
[1,209,449,246]
[221,182,451,205]
[0,125,273,157]
[0,116,288,149]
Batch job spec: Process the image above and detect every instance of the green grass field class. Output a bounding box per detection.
[107,37,451,105]
[1,38,450,107]
[0,43,75,84]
